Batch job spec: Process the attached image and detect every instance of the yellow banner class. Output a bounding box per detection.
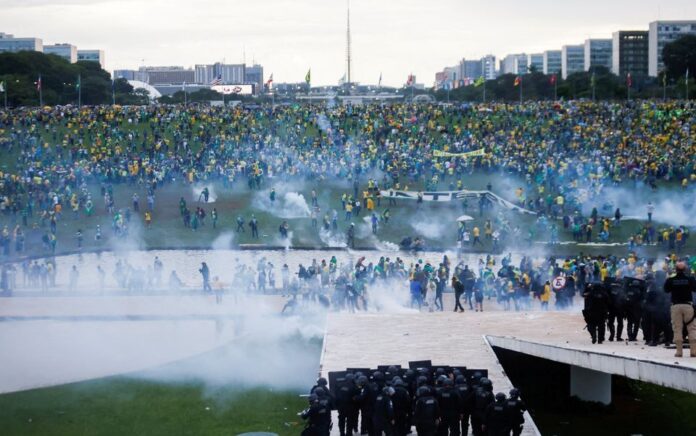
[433,148,485,158]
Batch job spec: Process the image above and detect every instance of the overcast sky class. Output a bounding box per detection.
[2,0,696,86]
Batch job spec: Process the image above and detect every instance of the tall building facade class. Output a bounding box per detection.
[195,63,246,84]
[43,43,77,63]
[244,64,264,94]
[0,32,42,53]
[77,49,105,68]
[648,20,696,76]
[137,66,194,85]
[502,54,527,75]
[527,53,544,73]
[561,45,585,79]
[584,39,612,71]
[482,55,497,80]
[543,50,562,75]
[612,31,649,77]
[462,60,483,81]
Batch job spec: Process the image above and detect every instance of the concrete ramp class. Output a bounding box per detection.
[487,335,696,395]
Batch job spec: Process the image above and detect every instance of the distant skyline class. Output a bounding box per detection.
[2,0,696,86]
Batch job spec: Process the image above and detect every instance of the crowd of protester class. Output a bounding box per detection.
[0,101,695,256]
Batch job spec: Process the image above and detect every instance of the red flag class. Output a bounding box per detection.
[514,76,521,87]
[626,73,632,88]
[549,74,557,85]
[407,74,415,86]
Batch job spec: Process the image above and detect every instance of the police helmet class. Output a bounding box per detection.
[383,386,395,396]
[480,377,492,388]
[455,375,466,385]
[417,375,428,386]
[345,373,355,382]
[495,392,507,402]
[509,388,520,398]
[436,375,447,385]
[372,371,385,382]
[444,379,454,387]
[357,375,368,386]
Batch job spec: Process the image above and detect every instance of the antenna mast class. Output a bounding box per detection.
[346,0,352,93]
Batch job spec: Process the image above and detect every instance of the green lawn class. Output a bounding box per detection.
[0,379,307,436]
[0,334,321,435]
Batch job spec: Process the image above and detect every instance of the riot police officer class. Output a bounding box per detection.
[504,388,526,436]
[336,373,359,436]
[471,378,494,436]
[391,377,412,436]
[373,386,396,435]
[437,378,462,436]
[582,282,609,344]
[413,386,441,436]
[455,375,475,436]
[301,392,332,436]
[623,277,646,342]
[483,393,509,436]
[605,277,625,341]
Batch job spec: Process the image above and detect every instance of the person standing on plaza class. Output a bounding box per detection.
[664,261,696,357]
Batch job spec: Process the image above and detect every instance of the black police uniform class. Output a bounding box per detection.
[483,397,509,436]
[455,379,475,436]
[437,383,462,436]
[582,282,609,344]
[414,391,440,436]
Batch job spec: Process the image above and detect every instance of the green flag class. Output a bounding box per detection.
[305,69,311,84]
[0,81,5,93]
[474,76,485,87]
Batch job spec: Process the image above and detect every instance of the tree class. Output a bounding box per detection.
[663,35,696,79]
[0,51,143,106]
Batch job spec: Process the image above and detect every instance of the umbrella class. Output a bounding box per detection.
[457,215,474,222]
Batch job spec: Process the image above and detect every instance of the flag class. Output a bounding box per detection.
[590,72,596,88]
[36,75,42,91]
[549,74,557,86]
[0,81,4,93]
[338,73,346,86]
[407,74,415,86]
[474,76,485,87]
[210,74,223,86]
[266,73,273,87]
[378,73,382,87]
[662,72,667,87]
[687,68,690,81]
[514,76,521,87]
[305,69,311,84]
[626,73,632,88]
[76,75,81,90]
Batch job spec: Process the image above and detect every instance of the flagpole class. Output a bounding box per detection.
[78,74,81,108]
[111,79,116,105]
[3,82,7,110]
[519,78,523,104]
[687,69,690,100]
[627,74,630,101]
[38,74,43,107]
[554,78,557,101]
[483,79,486,103]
